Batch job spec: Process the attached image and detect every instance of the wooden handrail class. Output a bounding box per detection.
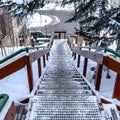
[72,47,104,64]
[0,49,49,92]
[0,35,54,65]
[103,56,120,74]
[0,35,54,93]
[0,56,27,79]
[67,35,120,102]
[29,49,49,63]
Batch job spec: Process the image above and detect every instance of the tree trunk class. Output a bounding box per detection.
[116,40,120,52]
[0,44,4,56]
[0,39,7,56]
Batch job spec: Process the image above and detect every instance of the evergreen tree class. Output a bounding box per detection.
[62,0,120,47]
[0,0,62,17]
[0,0,120,48]
[0,0,45,17]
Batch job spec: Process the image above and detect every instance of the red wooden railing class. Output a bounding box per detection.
[0,35,54,93]
[0,34,53,115]
[54,31,67,39]
[67,35,120,101]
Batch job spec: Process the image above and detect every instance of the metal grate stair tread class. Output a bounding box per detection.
[27,96,101,120]
[25,40,102,120]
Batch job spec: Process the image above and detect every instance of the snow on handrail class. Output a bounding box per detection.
[0,35,54,65]
[0,47,29,64]
[67,34,120,58]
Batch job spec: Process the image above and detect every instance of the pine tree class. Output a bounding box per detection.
[0,0,120,48]
[0,0,45,17]
[62,0,120,47]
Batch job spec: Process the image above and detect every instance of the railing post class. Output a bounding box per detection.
[37,58,41,78]
[95,64,103,90]
[68,40,71,49]
[59,32,61,39]
[76,36,78,44]
[72,52,74,57]
[48,52,50,56]
[51,40,53,47]
[69,40,71,49]
[113,74,120,100]
[83,58,88,77]
[74,53,76,60]
[46,53,49,60]
[77,55,81,68]
[26,57,34,92]
[67,40,70,47]
[64,32,66,39]
[4,102,16,120]
[43,55,46,67]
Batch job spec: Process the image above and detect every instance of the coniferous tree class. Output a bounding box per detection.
[62,0,120,47]
[0,0,45,17]
[0,0,120,48]
[0,0,63,16]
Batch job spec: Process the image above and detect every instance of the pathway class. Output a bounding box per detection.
[25,39,102,120]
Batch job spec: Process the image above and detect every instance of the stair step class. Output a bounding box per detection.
[38,85,89,90]
[36,90,92,96]
[27,96,101,120]
[25,40,102,120]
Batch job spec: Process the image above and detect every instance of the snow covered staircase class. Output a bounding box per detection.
[25,39,102,120]
[14,105,27,120]
[27,96,101,120]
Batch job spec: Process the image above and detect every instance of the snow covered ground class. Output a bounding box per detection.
[0,44,48,102]
[0,39,119,102]
[0,1,120,120]
[0,9,119,106]
[0,39,120,120]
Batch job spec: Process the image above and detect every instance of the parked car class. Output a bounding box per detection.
[36,38,50,45]
[29,29,58,46]
[30,29,51,38]
[30,29,52,46]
